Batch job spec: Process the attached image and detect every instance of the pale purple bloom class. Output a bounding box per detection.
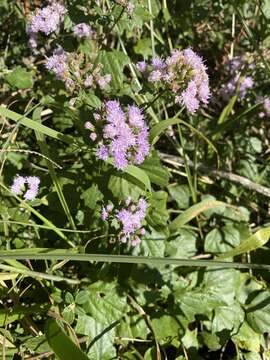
[181,80,200,113]
[84,121,94,130]
[11,176,40,200]
[221,74,254,101]
[101,207,108,220]
[263,98,270,116]
[106,204,113,212]
[97,74,112,89]
[96,145,109,161]
[27,2,66,48]
[101,197,148,247]
[84,75,94,88]
[152,57,165,70]
[239,76,253,99]
[127,2,135,15]
[144,48,210,113]
[11,176,26,195]
[45,47,68,79]
[136,61,147,73]
[148,70,163,83]
[128,105,144,127]
[90,132,97,141]
[73,23,92,38]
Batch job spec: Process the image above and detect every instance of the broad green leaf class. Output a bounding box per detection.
[140,155,170,187]
[168,185,190,209]
[75,315,116,360]
[97,50,129,90]
[169,200,225,233]
[147,191,169,228]
[123,164,152,192]
[232,322,261,352]
[217,226,270,259]
[108,173,144,200]
[212,304,245,333]
[106,159,151,191]
[166,229,197,258]
[246,291,270,333]
[82,284,127,326]
[45,319,89,360]
[151,314,180,344]
[5,66,33,89]
[205,225,241,254]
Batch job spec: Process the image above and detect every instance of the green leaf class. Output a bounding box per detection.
[106,159,151,192]
[45,319,89,360]
[212,304,245,333]
[140,155,170,187]
[205,225,241,254]
[217,225,270,259]
[5,66,33,89]
[123,164,152,192]
[168,185,190,209]
[108,173,144,200]
[246,291,270,333]
[147,191,169,227]
[217,95,238,125]
[82,284,127,326]
[97,50,129,90]
[166,229,197,258]
[169,200,226,233]
[151,314,180,344]
[75,315,116,360]
[232,322,261,352]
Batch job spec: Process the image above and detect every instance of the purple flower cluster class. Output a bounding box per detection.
[11,176,40,201]
[27,2,66,49]
[115,0,135,16]
[45,46,75,89]
[86,101,149,169]
[136,48,210,113]
[45,46,68,79]
[221,57,254,101]
[101,197,148,246]
[73,23,92,39]
[258,97,270,118]
[84,73,112,90]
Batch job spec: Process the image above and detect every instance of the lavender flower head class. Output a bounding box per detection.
[27,2,66,49]
[45,46,69,79]
[139,48,211,113]
[221,56,254,101]
[73,23,92,38]
[94,101,150,169]
[11,176,40,201]
[101,198,148,246]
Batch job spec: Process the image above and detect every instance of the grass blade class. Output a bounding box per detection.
[217,226,270,259]
[0,250,270,270]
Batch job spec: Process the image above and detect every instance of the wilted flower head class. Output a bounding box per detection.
[138,48,210,113]
[27,2,66,48]
[11,175,40,201]
[93,101,150,169]
[114,0,135,16]
[73,23,92,38]
[101,197,148,246]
